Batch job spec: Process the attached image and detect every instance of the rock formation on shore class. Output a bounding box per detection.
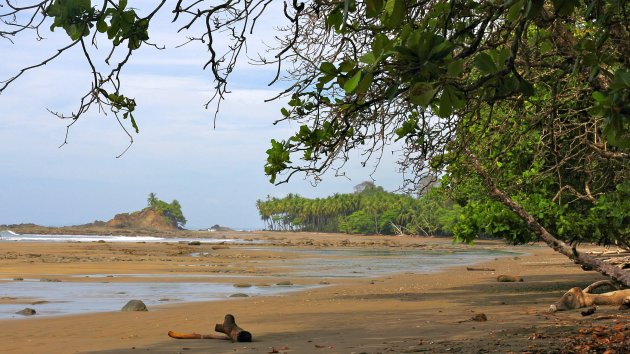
[105,208,178,231]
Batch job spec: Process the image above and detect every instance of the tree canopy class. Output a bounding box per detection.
[147,192,187,228]
[257,182,459,235]
[1,1,628,285]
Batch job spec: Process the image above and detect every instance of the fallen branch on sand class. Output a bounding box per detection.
[466,267,495,271]
[548,280,630,312]
[168,314,252,342]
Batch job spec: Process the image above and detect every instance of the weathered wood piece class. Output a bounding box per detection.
[466,267,495,271]
[548,280,630,312]
[167,331,226,340]
[215,314,252,342]
[167,314,252,342]
[497,275,523,282]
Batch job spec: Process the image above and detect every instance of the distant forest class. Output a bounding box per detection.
[256,181,459,236]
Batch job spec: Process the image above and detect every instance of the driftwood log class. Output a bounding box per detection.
[168,314,252,342]
[548,280,630,312]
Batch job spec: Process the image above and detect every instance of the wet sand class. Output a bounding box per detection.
[0,232,626,353]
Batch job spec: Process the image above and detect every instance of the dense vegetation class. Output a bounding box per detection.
[257,182,459,235]
[146,193,187,228]
[258,179,630,246]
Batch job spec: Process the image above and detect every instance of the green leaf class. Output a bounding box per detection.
[409,83,437,107]
[437,85,464,117]
[474,53,497,74]
[355,72,374,95]
[344,71,363,93]
[540,40,553,55]
[614,69,630,88]
[360,52,377,65]
[395,117,418,141]
[437,92,452,118]
[128,113,139,133]
[382,0,405,29]
[366,0,384,18]
[325,7,343,30]
[65,24,80,40]
[604,119,630,148]
[447,60,464,77]
[507,0,524,23]
[317,74,336,90]
[428,40,453,61]
[96,19,108,33]
[371,33,391,56]
[592,91,607,103]
[338,60,356,73]
[320,62,337,75]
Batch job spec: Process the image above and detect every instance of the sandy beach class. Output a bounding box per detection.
[0,231,627,353]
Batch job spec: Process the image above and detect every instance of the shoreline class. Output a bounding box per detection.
[0,241,516,320]
[0,233,626,353]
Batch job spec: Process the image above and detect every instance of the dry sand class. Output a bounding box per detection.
[0,232,627,353]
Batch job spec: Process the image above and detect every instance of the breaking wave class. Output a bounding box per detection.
[0,230,20,237]
[0,231,259,244]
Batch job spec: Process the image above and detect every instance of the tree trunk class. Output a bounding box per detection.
[466,150,630,287]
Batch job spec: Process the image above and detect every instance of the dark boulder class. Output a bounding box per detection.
[16,308,36,316]
[121,299,148,312]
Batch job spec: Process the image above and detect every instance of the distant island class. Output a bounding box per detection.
[1,194,208,237]
[107,193,187,231]
[206,224,233,232]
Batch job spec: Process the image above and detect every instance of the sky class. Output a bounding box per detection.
[0,3,403,230]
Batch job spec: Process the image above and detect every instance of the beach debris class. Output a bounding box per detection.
[188,241,201,246]
[563,322,630,353]
[457,313,487,323]
[121,299,148,312]
[229,293,249,298]
[15,308,36,316]
[471,313,487,322]
[13,277,23,281]
[276,281,293,286]
[581,306,597,316]
[30,300,49,305]
[168,314,252,342]
[40,278,62,282]
[268,348,279,353]
[496,275,524,282]
[233,283,253,288]
[548,280,630,312]
[466,267,495,271]
[314,344,335,349]
[620,297,630,310]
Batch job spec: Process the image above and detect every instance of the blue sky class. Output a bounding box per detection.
[0,4,402,229]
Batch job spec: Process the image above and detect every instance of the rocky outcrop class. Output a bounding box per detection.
[121,300,148,312]
[16,308,36,316]
[208,224,233,231]
[106,208,177,231]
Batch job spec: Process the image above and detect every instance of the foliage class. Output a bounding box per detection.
[146,193,187,228]
[256,182,459,235]
[259,0,630,250]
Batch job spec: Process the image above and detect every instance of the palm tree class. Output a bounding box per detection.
[147,193,158,209]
